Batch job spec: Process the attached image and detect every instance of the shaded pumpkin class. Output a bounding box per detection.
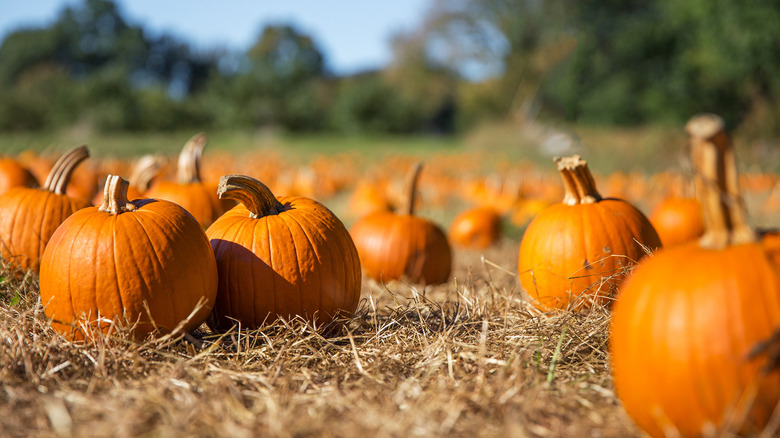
[517,155,662,311]
[40,175,218,340]
[92,154,166,205]
[0,146,92,272]
[205,174,361,331]
[350,162,452,285]
[0,156,38,196]
[145,133,228,227]
[448,205,502,250]
[648,196,704,247]
[611,113,780,437]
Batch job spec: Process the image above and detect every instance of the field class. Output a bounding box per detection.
[2,121,780,437]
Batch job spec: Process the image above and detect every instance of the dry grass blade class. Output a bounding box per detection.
[0,243,641,437]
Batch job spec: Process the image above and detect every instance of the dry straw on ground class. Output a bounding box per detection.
[1,242,641,437]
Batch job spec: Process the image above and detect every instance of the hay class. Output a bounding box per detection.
[0,242,640,437]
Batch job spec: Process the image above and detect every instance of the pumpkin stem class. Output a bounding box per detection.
[404,161,424,216]
[99,175,138,215]
[129,155,166,192]
[176,133,207,184]
[217,174,284,219]
[555,155,602,206]
[686,113,755,249]
[43,145,90,195]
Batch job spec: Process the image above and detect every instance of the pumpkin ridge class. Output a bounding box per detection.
[66,214,94,330]
[284,210,325,314]
[117,215,148,328]
[265,216,278,319]
[280,213,312,319]
[227,215,252,327]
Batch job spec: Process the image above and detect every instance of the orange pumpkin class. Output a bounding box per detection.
[350,162,452,285]
[145,134,227,227]
[0,156,38,196]
[92,154,166,205]
[39,175,218,340]
[448,206,502,250]
[649,196,704,247]
[517,155,661,311]
[0,146,92,272]
[611,114,780,437]
[205,174,361,331]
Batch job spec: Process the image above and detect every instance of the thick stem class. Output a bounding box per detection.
[129,155,166,192]
[217,174,284,219]
[176,133,207,184]
[404,162,424,216]
[686,113,755,248]
[43,145,89,195]
[98,175,137,215]
[554,155,602,206]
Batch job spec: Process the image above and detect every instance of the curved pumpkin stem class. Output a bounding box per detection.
[555,155,602,206]
[176,133,207,184]
[99,175,137,215]
[43,145,89,195]
[218,174,284,219]
[686,113,755,249]
[404,161,424,216]
[129,155,166,192]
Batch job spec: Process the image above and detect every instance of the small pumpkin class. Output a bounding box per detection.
[0,146,92,272]
[205,174,361,331]
[649,196,704,247]
[145,133,227,227]
[611,114,780,437]
[517,155,661,311]
[40,175,218,340]
[448,205,502,250]
[0,156,38,196]
[350,162,452,285]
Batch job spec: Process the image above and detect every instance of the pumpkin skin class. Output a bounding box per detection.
[0,157,38,196]
[145,133,226,227]
[0,146,92,272]
[205,175,361,331]
[350,162,452,285]
[649,197,704,247]
[39,175,217,340]
[611,113,780,437]
[518,156,661,311]
[449,206,502,250]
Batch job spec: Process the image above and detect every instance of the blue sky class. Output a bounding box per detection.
[0,0,431,75]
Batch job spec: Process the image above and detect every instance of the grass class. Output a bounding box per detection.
[0,242,642,437]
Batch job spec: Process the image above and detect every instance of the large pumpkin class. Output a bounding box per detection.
[611,114,780,437]
[0,156,38,196]
[350,162,452,285]
[205,174,361,331]
[145,133,227,227]
[517,155,661,311]
[0,146,92,272]
[40,175,218,340]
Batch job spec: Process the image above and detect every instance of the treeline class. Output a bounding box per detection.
[1,0,780,135]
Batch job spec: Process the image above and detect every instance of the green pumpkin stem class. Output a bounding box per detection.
[43,145,90,195]
[129,154,166,192]
[99,175,137,215]
[686,113,755,249]
[218,174,284,219]
[404,162,424,216]
[176,133,207,184]
[555,155,602,206]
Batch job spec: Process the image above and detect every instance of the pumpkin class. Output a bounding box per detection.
[39,175,218,340]
[205,174,361,331]
[350,162,452,285]
[0,146,92,272]
[648,196,704,247]
[145,133,227,227]
[448,205,502,250]
[517,155,661,311]
[0,156,38,196]
[92,154,166,206]
[611,114,780,437]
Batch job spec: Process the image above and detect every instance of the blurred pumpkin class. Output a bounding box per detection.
[649,196,704,247]
[448,205,502,250]
[0,156,38,196]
